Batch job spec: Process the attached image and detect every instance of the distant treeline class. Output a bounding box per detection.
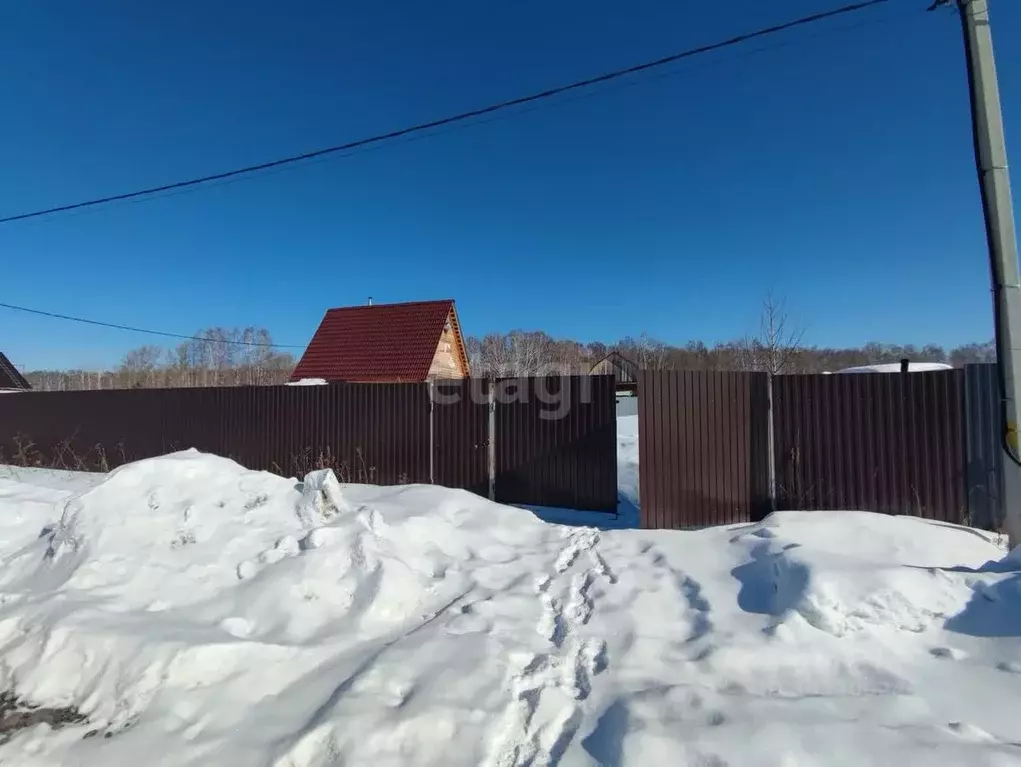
[22,324,995,392]
[466,332,995,376]
[25,327,297,391]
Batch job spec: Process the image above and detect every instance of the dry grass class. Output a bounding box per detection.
[275,446,378,483]
[0,433,126,473]
[0,435,395,486]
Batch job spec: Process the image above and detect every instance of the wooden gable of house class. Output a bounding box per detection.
[428,306,470,379]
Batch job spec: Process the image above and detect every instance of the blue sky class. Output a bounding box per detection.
[1,0,1019,370]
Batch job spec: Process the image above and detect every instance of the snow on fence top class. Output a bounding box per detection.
[835,362,954,374]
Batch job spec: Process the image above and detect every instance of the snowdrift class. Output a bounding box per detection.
[1,452,1020,766]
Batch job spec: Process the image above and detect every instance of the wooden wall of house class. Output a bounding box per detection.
[428,315,465,379]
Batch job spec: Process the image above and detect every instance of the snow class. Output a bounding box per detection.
[2,442,1021,764]
[285,378,329,386]
[616,415,639,509]
[836,363,955,374]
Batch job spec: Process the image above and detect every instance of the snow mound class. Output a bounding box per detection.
[729,512,1006,638]
[9,451,550,625]
[16,451,325,613]
[2,458,1021,765]
[0,452,557,757]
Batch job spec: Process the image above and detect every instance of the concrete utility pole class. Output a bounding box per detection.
[938,0,1021,545]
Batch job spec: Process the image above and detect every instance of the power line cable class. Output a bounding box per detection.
[0,301,304,349]
[0,2,913,350]
[25,3,920,231]
[0,0,889,226]
[144,5,928,205]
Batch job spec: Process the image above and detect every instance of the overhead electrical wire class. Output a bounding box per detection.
[95,2,923,217]
[42,3,919,228]
[0,0,889,225]
[0,302,305,349]
[0,0,911,347]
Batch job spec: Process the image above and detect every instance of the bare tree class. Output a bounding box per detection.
[466,331,561,376]
[119,345,164,388]
[753,292,804,376]
[615,333,670,370]
[28,328,298,390]
[950,340,996,367]
[636,333,670,370]
[21,316,999,390]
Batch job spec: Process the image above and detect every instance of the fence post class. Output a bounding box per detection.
[487,378,496,502]
[767,373,777,512]
[427,380,435,485]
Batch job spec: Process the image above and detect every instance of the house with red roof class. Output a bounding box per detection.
[290,299,470,383]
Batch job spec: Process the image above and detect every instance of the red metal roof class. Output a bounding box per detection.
[291,300,464,382]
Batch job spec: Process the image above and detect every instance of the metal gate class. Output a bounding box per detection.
[494,376,618,512]
[432,379,490,498]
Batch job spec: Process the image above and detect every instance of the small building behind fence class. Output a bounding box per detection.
[291,299,470,383]
[590,352,640,418]
[0,352,30,393]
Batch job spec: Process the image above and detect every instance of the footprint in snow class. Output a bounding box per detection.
[947,721,997,742]
[555,546,581,574]
[238,536,302,580]
[930,646,968,661]
[444,605,491,636]
[236,560,258,580]
[706,710,727,727]
[260,536,300,564]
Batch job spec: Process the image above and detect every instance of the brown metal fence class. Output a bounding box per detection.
[495,376,618,511]
[773,370,966,522]
[0,388,164,470]
[0,384,432,484]
[432,378,490,496]
[638,370,771,528]
[0,377,618,512]
[638,369,973,529]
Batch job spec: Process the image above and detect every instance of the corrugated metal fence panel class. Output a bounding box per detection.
[160,387,222,458]
[495,375,617,511]
[638,370,770,529]
[964,363,1004,530]
[0,389,164,469]
[260,383,431,484]
[0,381,617,507]
[0,384,432,483]
[773,370,966,522]
[433,378,490,496]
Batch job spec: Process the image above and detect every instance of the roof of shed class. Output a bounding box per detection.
[589,351,639,383]
[0,352,30,390]
[290,300,465,382]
